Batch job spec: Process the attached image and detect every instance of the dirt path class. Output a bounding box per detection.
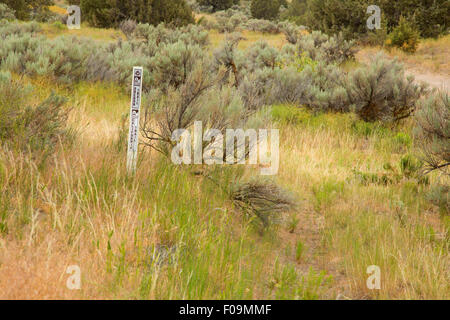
[407,70,449,92]
[356,49,449,92]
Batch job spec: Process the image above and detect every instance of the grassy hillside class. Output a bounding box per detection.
[0,18,448,300]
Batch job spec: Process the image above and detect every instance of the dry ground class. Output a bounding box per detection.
[357,35,450,92]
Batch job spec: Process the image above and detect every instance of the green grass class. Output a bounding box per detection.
[0,79,334,299]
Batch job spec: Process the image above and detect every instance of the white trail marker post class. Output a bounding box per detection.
[127,67,143,174]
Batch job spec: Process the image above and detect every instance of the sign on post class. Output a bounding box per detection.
[127,67,143,174]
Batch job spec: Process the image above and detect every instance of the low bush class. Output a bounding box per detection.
[119,19,137,40]
[414,91,449,175]
[150,41,206,90]
[268,67,313,106]
[214,36,316,109]
[278,20,304,44]
[346,54,428,122]
[214,9,248,33]
[140,44,265,158]
[302,61,348,113]
[132,23,209,47]
[297,31,356,65]
[387,17,420,53]
[245,41,280,72]
[0,21,210,88]
[213,33,246,86]
[290,52,428,122]
[230,178,296,229]
[352,155,427,186]
[238,63,314,110]
[142,81,266,160]
[0,20,41,36]
[277,51,317,72]
[238,67,277,109]
[0,72,72,157]
[4,21,425,129]
[0,3,15,20]
[244,19,280,34]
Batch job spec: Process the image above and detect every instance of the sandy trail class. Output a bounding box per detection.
[407,70,449,92]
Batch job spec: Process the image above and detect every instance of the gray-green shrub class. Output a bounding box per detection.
[297,31,356,65]
[119,19,137,40]
[414,91,449,175]
[0,3,15,20]
[0,72,72,156]
[0,20,40,36]
[302,61,349,113]
[346,54,428,122]
[387,16,420,53]
[244,18,279,33]
[245,41,280,72]
[132,23,209,47]
[149,41,207,90]
[213,33,246,86]
[239,66,313,109]
[278,20,304,44]
[0,21,210,88]
[141,71,264,159]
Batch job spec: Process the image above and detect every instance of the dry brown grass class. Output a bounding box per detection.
[276,109,449,299]
[360,35,450,72]
[49,5,67,16]
[0,76,277,299]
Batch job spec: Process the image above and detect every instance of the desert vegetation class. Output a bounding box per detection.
[0,0,448,300]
